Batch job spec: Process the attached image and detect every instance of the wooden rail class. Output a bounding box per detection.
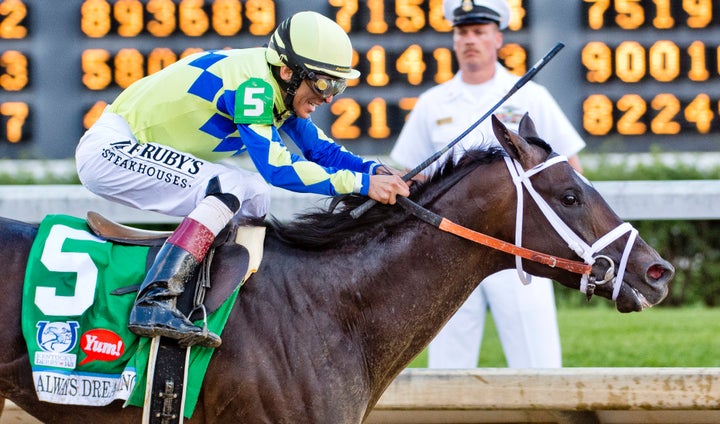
[4,368,719,423]
[365,368,720,424]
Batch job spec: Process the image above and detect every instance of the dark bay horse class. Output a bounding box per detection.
[0,115,673,423]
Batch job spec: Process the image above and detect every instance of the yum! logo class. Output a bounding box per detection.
[79,329,125,366]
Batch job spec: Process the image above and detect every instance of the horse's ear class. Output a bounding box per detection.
[518,113,539,139]
[491,114,539,169]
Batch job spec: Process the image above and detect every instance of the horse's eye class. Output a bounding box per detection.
[562,194,578,206]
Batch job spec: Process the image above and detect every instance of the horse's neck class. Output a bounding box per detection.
[317,214,511,403]
[256,163,517,402]
[355,168,518,389]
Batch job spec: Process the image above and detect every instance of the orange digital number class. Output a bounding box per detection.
[687,41,709,81]
[650,93,681,135]
[366,0,388,33]
[365,45,389,87]
[433,47,454,84]
[114,48,145,89]
[245,0,275,35]
[615,0,644,29]
[0,0,27,39]
[615,41,645,83]
[396,44,426,85]
[330,98,361,139]
[498,43,526,76]
[582,41,612,83]
[83,48,201,89]
[1,101,28,143]
[82,49,112,90]
[367,98,390,139]
[648,40,679,82]
[685,93,713,133]
[179,0,209,37]
[0,50,28,91]
[329,0,358,32]
[506,0,525,31]
[584,93,719,136]
[685,0,712,28]
[332,0,451,33]
[114,0,144,37]
[586,40,710,83]
[147,0,176,37]
[398,97,418,118]
[584,0,610,30]
[428,0,451,32]
[616,94,646,135]
[84,101,108,130]
[81,0,111,38]
[147,47,178,74]
[583,94,613,136]
[212,0,242,36]
[395,0,425,33]
[652,0,674,28]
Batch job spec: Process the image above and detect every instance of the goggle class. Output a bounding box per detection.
[306,74,347,98]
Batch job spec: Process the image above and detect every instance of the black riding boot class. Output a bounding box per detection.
[128,242,221,348]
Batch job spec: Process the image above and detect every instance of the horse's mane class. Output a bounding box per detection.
[265,146,513,250]
[266,136,553,250]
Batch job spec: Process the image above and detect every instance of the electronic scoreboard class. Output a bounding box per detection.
[1,0,719,159]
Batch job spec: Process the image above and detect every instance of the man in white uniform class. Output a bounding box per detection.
[390,0,586,368]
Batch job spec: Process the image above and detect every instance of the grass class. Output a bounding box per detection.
[407,304,720,368]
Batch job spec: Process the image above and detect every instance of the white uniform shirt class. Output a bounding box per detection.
[391,63,585,174]
[390,62,582,369]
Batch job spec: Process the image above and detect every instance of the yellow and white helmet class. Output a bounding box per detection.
[266,11,360,80]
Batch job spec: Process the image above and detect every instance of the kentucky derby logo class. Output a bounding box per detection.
[34,321,80,369]
[36,321,79,353]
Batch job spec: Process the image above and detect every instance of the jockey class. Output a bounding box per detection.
[75,11,410,348]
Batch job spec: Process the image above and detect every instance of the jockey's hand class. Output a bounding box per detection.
[368,174,410,205]
[376,165,424,184]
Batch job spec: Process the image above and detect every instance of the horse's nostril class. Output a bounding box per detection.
[647,263,671,281]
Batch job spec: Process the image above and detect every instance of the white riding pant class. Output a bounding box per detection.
[76,112,270,219]
[428,269,562,368]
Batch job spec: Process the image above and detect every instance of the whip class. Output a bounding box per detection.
[350,42,565,219]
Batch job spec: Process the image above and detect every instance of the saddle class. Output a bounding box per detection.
[86,212,265,423]
[85,211,265,320]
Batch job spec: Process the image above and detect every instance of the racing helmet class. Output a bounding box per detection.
[266,11,361,80]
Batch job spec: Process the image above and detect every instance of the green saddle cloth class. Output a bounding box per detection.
[22,214,240,418]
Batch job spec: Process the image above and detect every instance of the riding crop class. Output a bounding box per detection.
[350,42,565,219]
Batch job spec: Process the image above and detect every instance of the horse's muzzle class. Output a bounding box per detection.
[644,259,674,304]
[615,258,674,312]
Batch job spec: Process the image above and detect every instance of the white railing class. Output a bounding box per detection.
[0,180,718,224]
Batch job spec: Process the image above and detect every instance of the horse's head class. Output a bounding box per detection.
[489,113,673,312]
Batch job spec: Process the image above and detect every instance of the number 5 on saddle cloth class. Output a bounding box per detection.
[21,213,265,423]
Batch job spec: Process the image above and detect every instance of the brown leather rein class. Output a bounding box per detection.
[396,196,592,275]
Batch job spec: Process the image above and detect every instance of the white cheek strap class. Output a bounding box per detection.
[504,155,638,301]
